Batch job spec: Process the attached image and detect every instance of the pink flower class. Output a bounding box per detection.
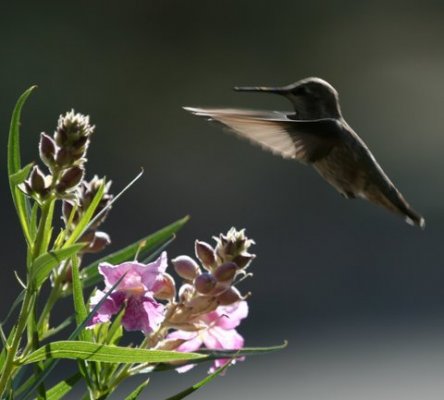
[88,252,168,334]
[167,301,248,373]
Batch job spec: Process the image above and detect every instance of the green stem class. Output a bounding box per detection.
[37,275,63,334]
[0,287,34,397]
[32,198,54,260]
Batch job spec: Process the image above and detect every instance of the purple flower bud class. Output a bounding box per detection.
[217,287,242,306]
[172,255,201,280]
[56,166,84,193]
[194,273,217,294]
[55,148,73,167]
[29,166,48,194]
[153,273,176,300]
[55,110,94,147]
[39,133,56,167]
[232,253,256,269]
[30,166,45,192]
[214,262,237,282]
[195,240,216,270]
[81,231,111,254]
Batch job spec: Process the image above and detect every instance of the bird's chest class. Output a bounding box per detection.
[313,144,365,197]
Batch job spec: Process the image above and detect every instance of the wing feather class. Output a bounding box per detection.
[184,107,342,163]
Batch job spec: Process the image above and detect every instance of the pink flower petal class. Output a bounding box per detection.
[140,251,168,289]
[99,262,145,288]
[87,289,121,327]
[122,295,164,334]
[217,301,249,330]
[203,326,244,350]
[168,331,203,353]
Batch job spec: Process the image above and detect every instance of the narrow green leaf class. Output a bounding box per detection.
[80,216,189,289]
[154,342,288,373]
[124,378,150,400]
[64,183,104,247]
[71,256,92,342]
[7,86,37,244]
[163,359,231,400]
[45,373,81,400]
[31,244,85,287]
[9,162,33,185]
[21,341,204,364]
[197,342,288,360]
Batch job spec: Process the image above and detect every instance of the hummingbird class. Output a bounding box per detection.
[184,77,425,228]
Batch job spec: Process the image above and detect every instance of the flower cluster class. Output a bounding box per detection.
[21,110,94,202]
[88,227,255,373]
[21,110,113,257]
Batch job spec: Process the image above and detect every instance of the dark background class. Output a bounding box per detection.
[1,1,444,398]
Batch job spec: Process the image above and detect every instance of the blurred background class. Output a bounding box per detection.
[1,0,444,398]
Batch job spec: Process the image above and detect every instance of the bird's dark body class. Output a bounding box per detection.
[184,77,424,228]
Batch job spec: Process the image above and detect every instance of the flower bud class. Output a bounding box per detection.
[172,255,201,280]
[80,231,111,253]
[55,110,94,147]
[39,132,56,167]
[194,273,217,294]
[153,273,176,300]
[214,262,237,282]
[232,253,256,269]
[178,283,194,302]
[217,287,243,306]
[195,240,216,270]
[29,165,46,193]
[215,227,255,261]
[55,148,73,167]
[56,166,84,193]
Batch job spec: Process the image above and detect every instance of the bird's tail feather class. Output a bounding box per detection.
[379,188,425,229]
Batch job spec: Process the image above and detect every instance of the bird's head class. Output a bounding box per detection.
[234,77,342,119]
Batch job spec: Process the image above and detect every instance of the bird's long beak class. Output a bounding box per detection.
[233,85,287,94]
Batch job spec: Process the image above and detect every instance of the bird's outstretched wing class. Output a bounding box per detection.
[184,107,343,163]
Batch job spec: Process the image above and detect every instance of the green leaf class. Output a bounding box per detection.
[21,341,204,364]
[163,358,231,400]
[30,244,85,287]
[71,256,93,342]
[154,342,288,373]
[9,162,33,185]
[80,216,189,289]
[45,373,81,400]
[64,183,105,247]
[197,342,288,360]
[7,86,37,245]
[124,378,150,400]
